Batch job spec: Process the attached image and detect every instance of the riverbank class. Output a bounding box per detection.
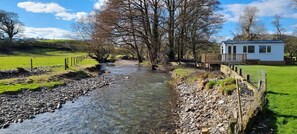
[0,73,123,128]
[171,68,255,133]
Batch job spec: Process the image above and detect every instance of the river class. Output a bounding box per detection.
[0,64,177,134]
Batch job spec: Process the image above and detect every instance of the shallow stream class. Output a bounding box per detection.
[0,64,176,134]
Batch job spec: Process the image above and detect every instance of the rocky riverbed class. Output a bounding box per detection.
[173,71,255,134]
[0,74,127,129]
[0,66,59,80]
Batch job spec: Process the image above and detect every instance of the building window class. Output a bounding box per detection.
[248,46,255,53]
[267,46,272,53]
[259,45,266,53]
[243,46,247,53]
[228,46,232,54]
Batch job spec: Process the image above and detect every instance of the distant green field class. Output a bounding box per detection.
[0,48,96,70]
[0,48,98,94]
[237,65,297,134]
[37,39,82,44]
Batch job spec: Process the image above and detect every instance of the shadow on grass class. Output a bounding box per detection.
[252,100,278,133]
[267,91,290,96]
[1,48,73,56]
[253,99,297,133]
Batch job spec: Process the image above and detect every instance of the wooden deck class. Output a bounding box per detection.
[201,53,247,64]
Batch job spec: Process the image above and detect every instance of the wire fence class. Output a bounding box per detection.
[0,55,88,71]
[222,64,267,133]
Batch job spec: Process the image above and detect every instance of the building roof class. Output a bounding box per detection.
[222,40,284,45]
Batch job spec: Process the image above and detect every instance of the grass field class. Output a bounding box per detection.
[0,48,96,70]
[0,48,98,94]
[37,39,80,44]
[237,65,297,133]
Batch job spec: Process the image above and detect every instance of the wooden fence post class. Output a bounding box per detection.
[236,79,243,132]
[74,57,76,65]
[235,67,238,73]
[64,58,67,70]
[67,58,69,68]
[30,59,33,71]
[247,74,250,82]
[239,69,242,76]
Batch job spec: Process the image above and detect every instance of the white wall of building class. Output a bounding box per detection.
[221,42,284,61]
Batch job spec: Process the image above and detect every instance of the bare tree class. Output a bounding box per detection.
[174,0,223,62]
[165,0,177,61]
[74,0,223,69]
[106,0,144,63]
[238,6,266,40]
[72,8,115,63]
[0,10,23,42]
[272,14,286,40]
[285,37,297,60]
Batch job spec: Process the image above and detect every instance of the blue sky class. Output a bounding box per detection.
[0,0,296,40]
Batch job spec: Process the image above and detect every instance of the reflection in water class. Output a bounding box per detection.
[0,65,176,134]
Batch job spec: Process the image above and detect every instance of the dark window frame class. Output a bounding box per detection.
[267,46,272,53]
[243,46,247,53]
[248,46,255,53]
[259,45,267,53]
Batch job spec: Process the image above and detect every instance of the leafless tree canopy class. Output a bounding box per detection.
[272,14,286,40]
[237,6,266,40]
[0,10,23,42]
[74,0,224,68]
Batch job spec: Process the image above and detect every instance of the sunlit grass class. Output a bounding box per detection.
[0,48,88,70]
[0,48,99,94]
[237,65,297,134]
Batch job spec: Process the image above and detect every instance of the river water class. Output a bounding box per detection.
[0,64,177,134]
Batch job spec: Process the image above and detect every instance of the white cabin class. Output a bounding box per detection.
[220,40,285,64]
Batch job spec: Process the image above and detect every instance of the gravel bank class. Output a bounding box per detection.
[173,76,254,133]
[0,74,126,129]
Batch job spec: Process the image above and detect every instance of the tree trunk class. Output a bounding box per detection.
[167,0,175,61]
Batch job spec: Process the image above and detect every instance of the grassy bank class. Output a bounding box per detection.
[237,65,297,133]
[0,48,96,70]
[0,48,98,94]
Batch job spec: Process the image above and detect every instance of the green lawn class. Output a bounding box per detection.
[0,48,93,70]
[237,65,297,133]
[0,48,98,94]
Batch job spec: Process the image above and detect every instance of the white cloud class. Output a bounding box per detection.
[210,36,233,43]
[94,0,108,10]
[76,12,89,20]
[222,0,297,22]
[17,1,88,21]
[17,2,65,13]
[55,12,76,20]
[23,27,73,39]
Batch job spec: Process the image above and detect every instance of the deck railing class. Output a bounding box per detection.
[201,53,247,64]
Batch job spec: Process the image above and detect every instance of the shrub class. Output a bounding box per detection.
[206,80,218,90]
[218,78,236,95]
[219,77,236,87]
[220,84,236,95]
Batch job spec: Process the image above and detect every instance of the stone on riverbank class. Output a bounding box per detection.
[0,74,123,129]
[172,70,254,133]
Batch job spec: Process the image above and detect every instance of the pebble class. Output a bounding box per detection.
[218,100,224,104]
[173,74,255,133]
[0,74,120,129]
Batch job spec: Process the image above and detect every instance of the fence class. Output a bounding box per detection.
[220,64,267,133]
[64,55,88,70]
[0,55,89,72]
